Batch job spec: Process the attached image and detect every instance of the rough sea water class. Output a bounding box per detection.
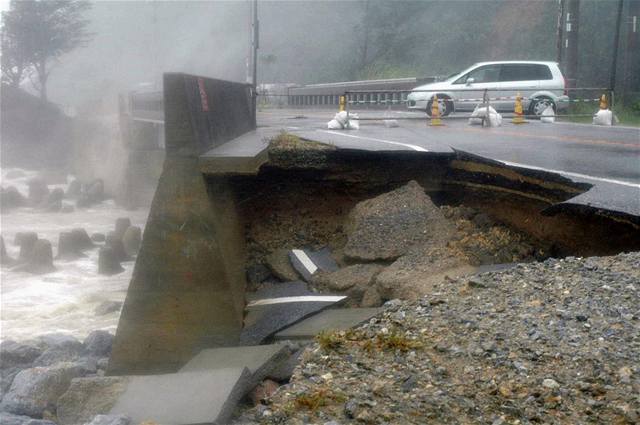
[0,168,149,342]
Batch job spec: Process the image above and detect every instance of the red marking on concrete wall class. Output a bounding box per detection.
[197,78,210,112]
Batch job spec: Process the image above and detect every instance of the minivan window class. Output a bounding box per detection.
[453,65,501,84]
[500,64,552,82]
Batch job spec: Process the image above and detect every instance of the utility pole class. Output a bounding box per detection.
[624,0,639,99]
[611,0,624,96]
[564,0,580,88]
[556,0,566,65]
[251,0,259,126]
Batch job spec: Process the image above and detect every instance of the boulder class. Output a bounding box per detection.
[90,233,106,243]
[41,188,64,211]
[34,333,83,352]
[57,232,85,259]
[0,412,57,425]
[375,246,475,301]
[1,368,22,400]
[76,179,104,208]
[32,347,83,368]
[85,415,131,425]
[16,239,55,274]
[70,229,93,250]
[1,235,15,265]
[344,181,454,261]
[104,232,128,262]
[56,376,130,425]
[0,363,85,417]
[98,247,124,276]
[265,249,300,281]
[83,331,114,357]
[27,178,49,206]
[16,232,38,262]
[313,264,382,292]
[121,226,141,257]
[0,340,43,370]
[361,285,383,307]
[94,301,122,316]
[113,218,131,240]
[1,186,27,211]
[66,180,81,198]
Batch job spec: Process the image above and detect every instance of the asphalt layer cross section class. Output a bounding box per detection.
[254,108,639,218]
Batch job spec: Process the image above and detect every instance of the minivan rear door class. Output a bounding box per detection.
[497,64,549,111]
[450,64,502,111]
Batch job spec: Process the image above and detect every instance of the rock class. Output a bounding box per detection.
[60,203,74,213]
[16,232,38,262]
[57,232,86,259]
[0,363,85,417]
[85,414,131,425]
[76,179,105,208]
[66,180,81,198]
[113,218,131,240]
[375,247,474,301]
[0,340,43,370]
[105,232,128,262]
[344,181,454,261]
[13,239,55,274]
[35,333,84,352]
[98,247,124,275]
[265,249,300,281]
[121,226,141,257]
[249,379,280,405]
[57,377,129,425]
[32,347,83,368]
[83,331,114,357]
[246,264,272,286]
[70,229,93,251]
[1,186,27,211]
[41,188,64,211]
[90,233,105,243]
[94,301,122,316]
[313,264,383,292]
[27,178,49,206]
[360,286,382,307]
[542,378,560,389]
[0,412,58,425]
[1,235,15,265]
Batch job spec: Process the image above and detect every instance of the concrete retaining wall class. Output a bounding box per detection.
[108,73,255,375]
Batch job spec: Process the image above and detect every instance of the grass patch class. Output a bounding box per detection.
[376,331,423,352]
[316,330,345,352]
[294,387,346,411]
[558,102,640,127]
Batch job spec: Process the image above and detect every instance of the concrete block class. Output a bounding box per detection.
[274,308,383,341]
[288,247,338,282]
[179,344,288,386]
[240,282,346,345]
[58,369,251,425]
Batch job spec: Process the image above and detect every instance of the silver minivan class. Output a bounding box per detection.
[407,61,569,117]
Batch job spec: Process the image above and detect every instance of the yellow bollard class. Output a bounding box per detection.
[429,95,443,126]
[339,95,346,112]
[599,94,608,110]
[512,92,527,124]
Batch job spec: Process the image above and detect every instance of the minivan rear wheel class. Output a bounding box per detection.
[528,96,556,118]
[426,95,454,117]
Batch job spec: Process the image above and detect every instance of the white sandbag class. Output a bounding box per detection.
[334,111,349,127]
[540,105,555,123]
[593,109,613,126]
[347,118,360,130]
[468,105,500,126]
[327,119,342,129]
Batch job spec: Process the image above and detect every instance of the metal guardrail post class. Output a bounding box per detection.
[610,89,615,126]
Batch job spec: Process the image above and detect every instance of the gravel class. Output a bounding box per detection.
[252,252,640,424]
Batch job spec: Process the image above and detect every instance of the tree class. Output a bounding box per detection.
[1,0,92,101]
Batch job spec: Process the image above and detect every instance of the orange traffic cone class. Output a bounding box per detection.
[512,92,527,124]
[598,94,608,110]
[339,95,346,112]
[429,95,443,126]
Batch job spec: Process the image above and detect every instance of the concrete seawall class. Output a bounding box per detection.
[108,73,255,374]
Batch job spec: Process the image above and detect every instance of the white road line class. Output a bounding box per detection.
[320,130,429,152]
[291,249,318,274]
[500,160,640,189]
[247,295,347,307]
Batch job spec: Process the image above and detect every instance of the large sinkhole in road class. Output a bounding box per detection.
[209,135,640,307]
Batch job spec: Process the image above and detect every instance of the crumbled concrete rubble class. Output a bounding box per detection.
[246,180,548,305]
[246,252,640,425]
